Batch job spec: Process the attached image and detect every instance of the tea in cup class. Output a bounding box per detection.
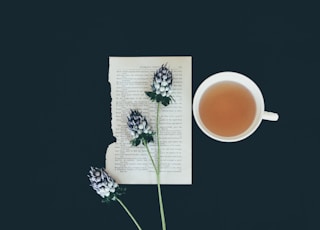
[193,71,278,142]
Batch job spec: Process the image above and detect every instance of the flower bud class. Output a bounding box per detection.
[88,167,125,202]
[127,110,154,146]
[145,64,174,106]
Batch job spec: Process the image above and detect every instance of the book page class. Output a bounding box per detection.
[106,56,192,184]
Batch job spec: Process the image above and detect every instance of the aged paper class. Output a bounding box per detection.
[106,56,192,184]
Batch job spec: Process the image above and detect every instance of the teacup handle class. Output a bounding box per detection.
[262,111,279,121]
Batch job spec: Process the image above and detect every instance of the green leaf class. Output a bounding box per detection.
[146,91,174,106]
[161,97,170,106]
[141,133,154,145]
[116,187,127,196]
[130,133,155,146]
[101,187,126,204]
[130,138,141,146]
[145,91,157,101]
[154,94,161,103]
[101,196,113,204]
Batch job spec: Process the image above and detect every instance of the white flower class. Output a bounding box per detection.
[127,110,153,138]
[146,63,174,106]
[127,110,154,146]
[151,64,173,96]
[88,167,119,198]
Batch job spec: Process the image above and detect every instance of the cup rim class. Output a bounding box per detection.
[193,71,265,142]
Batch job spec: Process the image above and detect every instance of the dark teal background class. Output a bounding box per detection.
[4,1,320,229]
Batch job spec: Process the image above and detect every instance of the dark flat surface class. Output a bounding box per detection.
[4,1,320,229]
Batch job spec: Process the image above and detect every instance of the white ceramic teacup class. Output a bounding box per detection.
[193,71,279,142]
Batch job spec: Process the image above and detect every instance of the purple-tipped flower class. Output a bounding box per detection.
[88,167,125,203]
[152,64,173,97]
[146,64,174,106]
[127,110,154,146]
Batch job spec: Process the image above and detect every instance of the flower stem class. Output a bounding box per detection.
[143,140,158,173]
[116,198,142,230]
[157,172,166,230]
[156,102,166,230]
[156,102,161,171]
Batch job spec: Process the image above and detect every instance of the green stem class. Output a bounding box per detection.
[116,198,142,230]
[156,102,166,230]
[143,140,158,173]
[156,102,161,171]
[157,172,166,230]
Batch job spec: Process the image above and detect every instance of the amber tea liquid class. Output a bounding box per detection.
[199,81,256,137]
